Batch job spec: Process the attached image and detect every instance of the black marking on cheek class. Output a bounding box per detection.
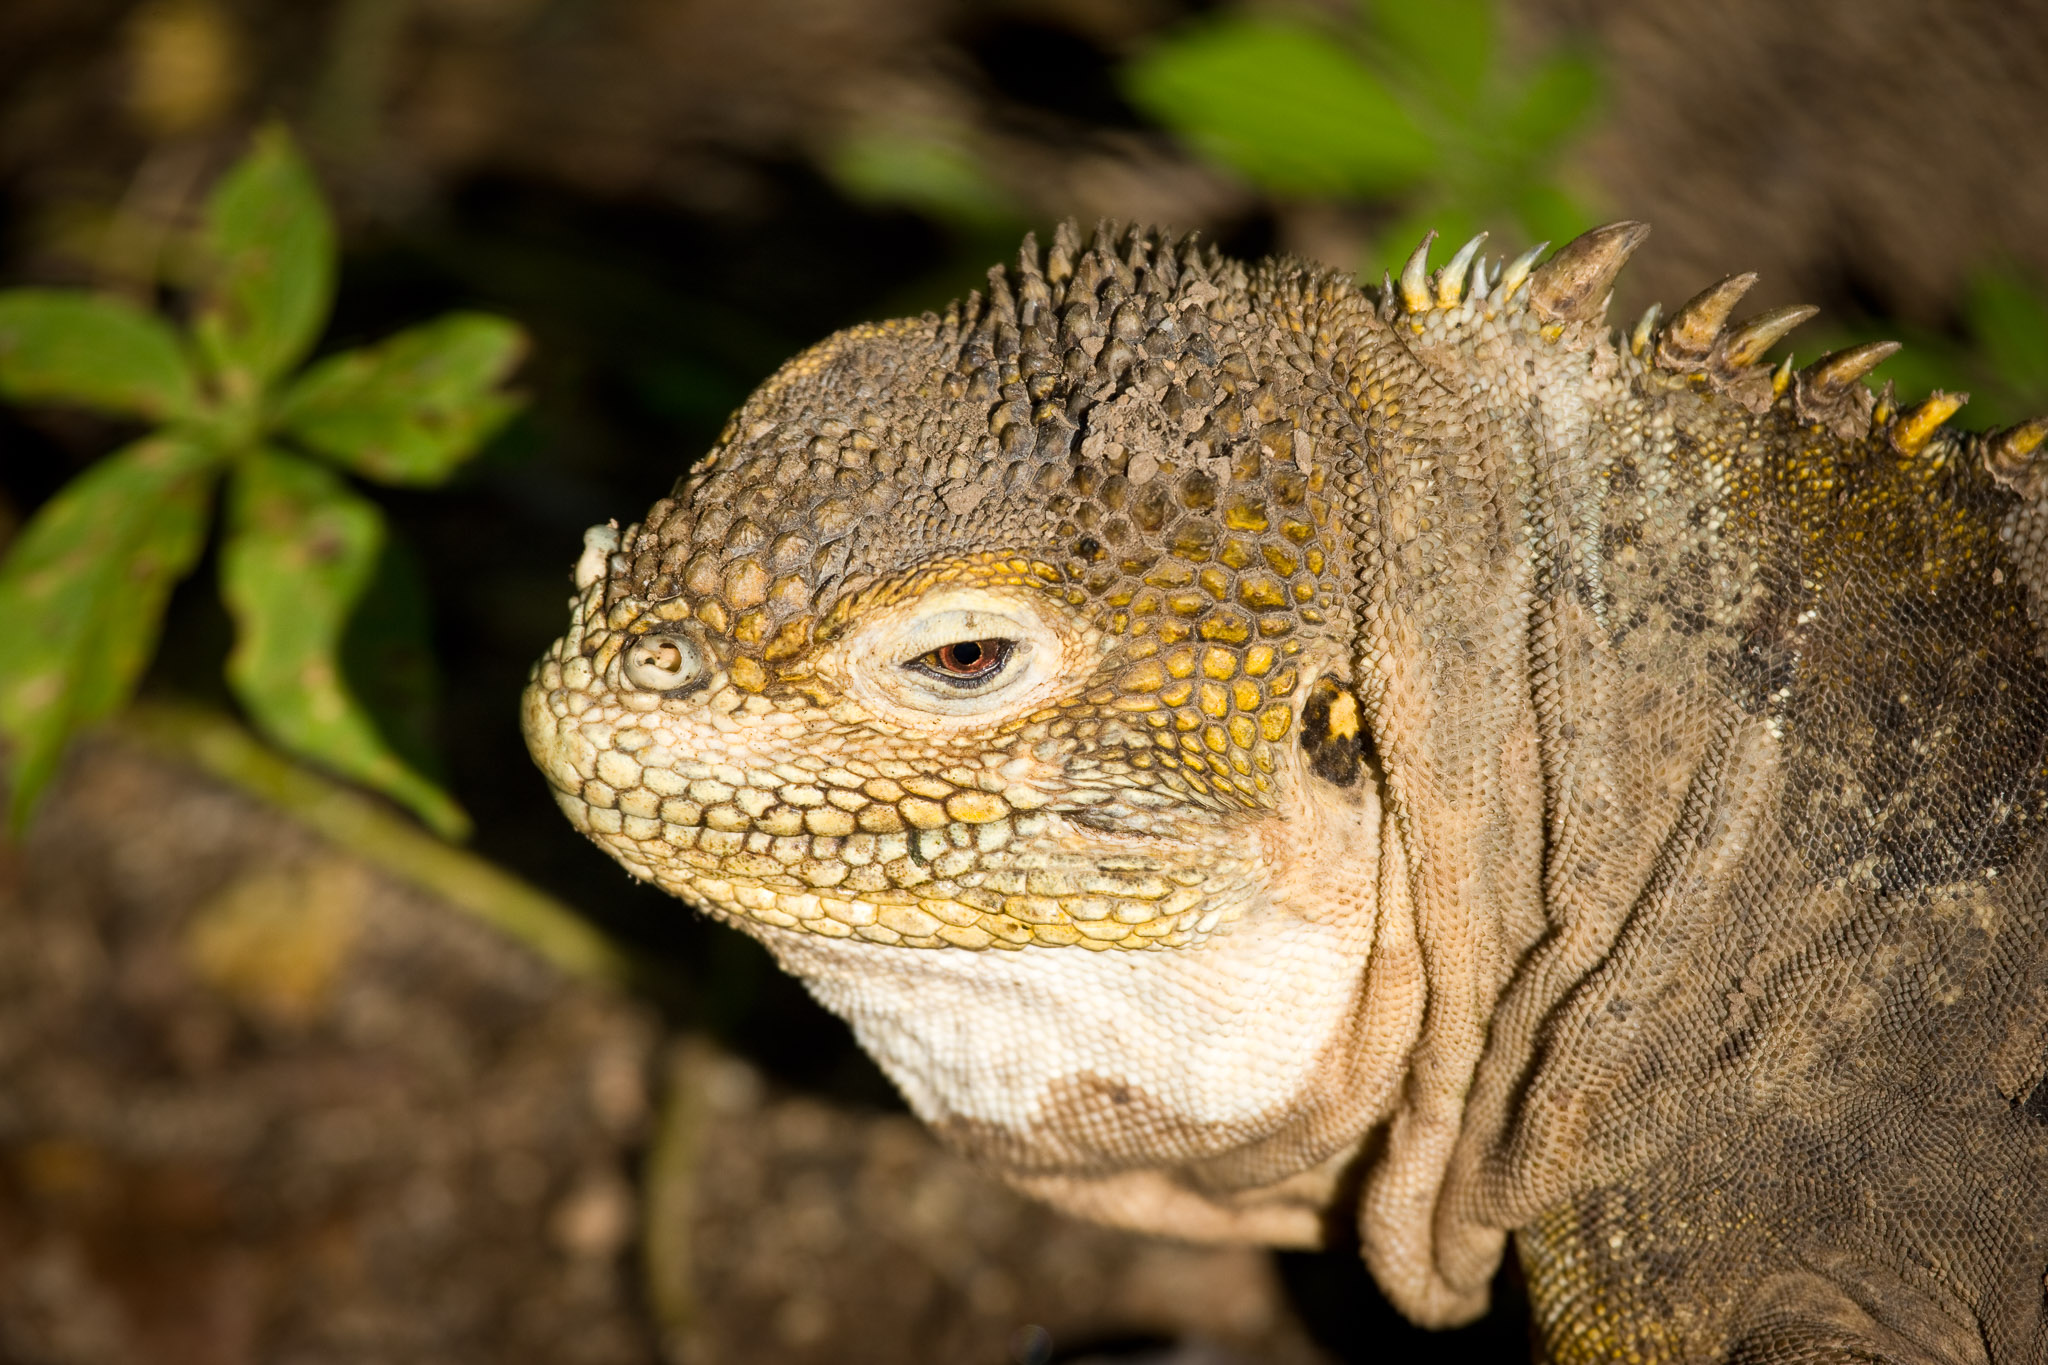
[2023,1071,2048,1126]
[1074,534,1104,561]
[1300,677,1371,787]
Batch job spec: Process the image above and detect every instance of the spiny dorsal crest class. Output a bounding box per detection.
[1389,220,2048,489]
[1379,220,1649,331]
[1980,416,2048,498]
[627,220,2048,648]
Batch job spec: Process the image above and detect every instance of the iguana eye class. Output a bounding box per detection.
[907,638,1014,687]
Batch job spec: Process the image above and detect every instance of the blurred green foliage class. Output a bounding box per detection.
[1123,0,1601,272]
[0,127,525,836]
[1123,0,2048,421]
[812,0,1600,311]
[820,117,1038,321]
[1811,264,2048,429]
[828,120,1024,232]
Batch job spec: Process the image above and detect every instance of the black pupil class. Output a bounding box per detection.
[935,640,998,675]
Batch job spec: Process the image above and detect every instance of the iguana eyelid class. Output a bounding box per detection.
[833,591,1082,721]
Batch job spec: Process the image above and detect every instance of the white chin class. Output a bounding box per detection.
[749,903,1375,1169]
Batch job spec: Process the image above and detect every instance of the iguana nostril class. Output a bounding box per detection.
[622,634,706,693]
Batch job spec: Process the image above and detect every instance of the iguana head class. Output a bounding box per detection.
[524,223,1415,1242]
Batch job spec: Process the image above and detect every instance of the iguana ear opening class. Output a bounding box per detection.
[618,630,710,696]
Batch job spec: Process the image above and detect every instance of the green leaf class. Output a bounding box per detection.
[192,125,337,402]
[0,436,217,827]
[1501,49,1602,161]
[0,290,199,422]
[275,313,527,485]
[339,536,446,785]
[1123,15,1437,197]
[220,449,470,838]
[1966,266,2048,402]
[1369,0,1496,108]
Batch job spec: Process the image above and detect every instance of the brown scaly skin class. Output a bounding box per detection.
[524,220,2048,1360]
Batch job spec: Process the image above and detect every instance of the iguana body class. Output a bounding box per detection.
[522,221,2048,1361]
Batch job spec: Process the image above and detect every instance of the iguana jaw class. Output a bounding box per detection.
[524,558,1413,1237]
[749,703,1410,1245]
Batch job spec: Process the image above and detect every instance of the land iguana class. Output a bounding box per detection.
[521,220,2048,1361]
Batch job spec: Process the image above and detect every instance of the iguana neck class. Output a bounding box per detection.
[1333,278,2048,1315]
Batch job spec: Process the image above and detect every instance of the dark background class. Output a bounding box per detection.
[2,1,2046,1361]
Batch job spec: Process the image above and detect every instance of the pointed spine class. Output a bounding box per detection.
[1124,228,1150,275]
[1151,233,1181,295]
[1498,242,1547,302]
[1991,415,2048,462]
[1047,219,1080,290]
[1803,341,1900,393]
[1657,273,1757,370]
[1399,231,1437,314]
[1016,232,1052,321]
[1436,232,1487,307]
[1984,416,2048,497]
[1891,391,1968,456]
[1629,302,1661,357]
[1718,304,1818,369]
[985,264,1018,324]
[1527,221,1650,323]
[1792,342,1898,439]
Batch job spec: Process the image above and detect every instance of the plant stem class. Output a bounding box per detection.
[118,699,638,988]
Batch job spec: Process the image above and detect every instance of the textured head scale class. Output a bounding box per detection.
[535,221,1359,947]
[589,220,1334,801]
